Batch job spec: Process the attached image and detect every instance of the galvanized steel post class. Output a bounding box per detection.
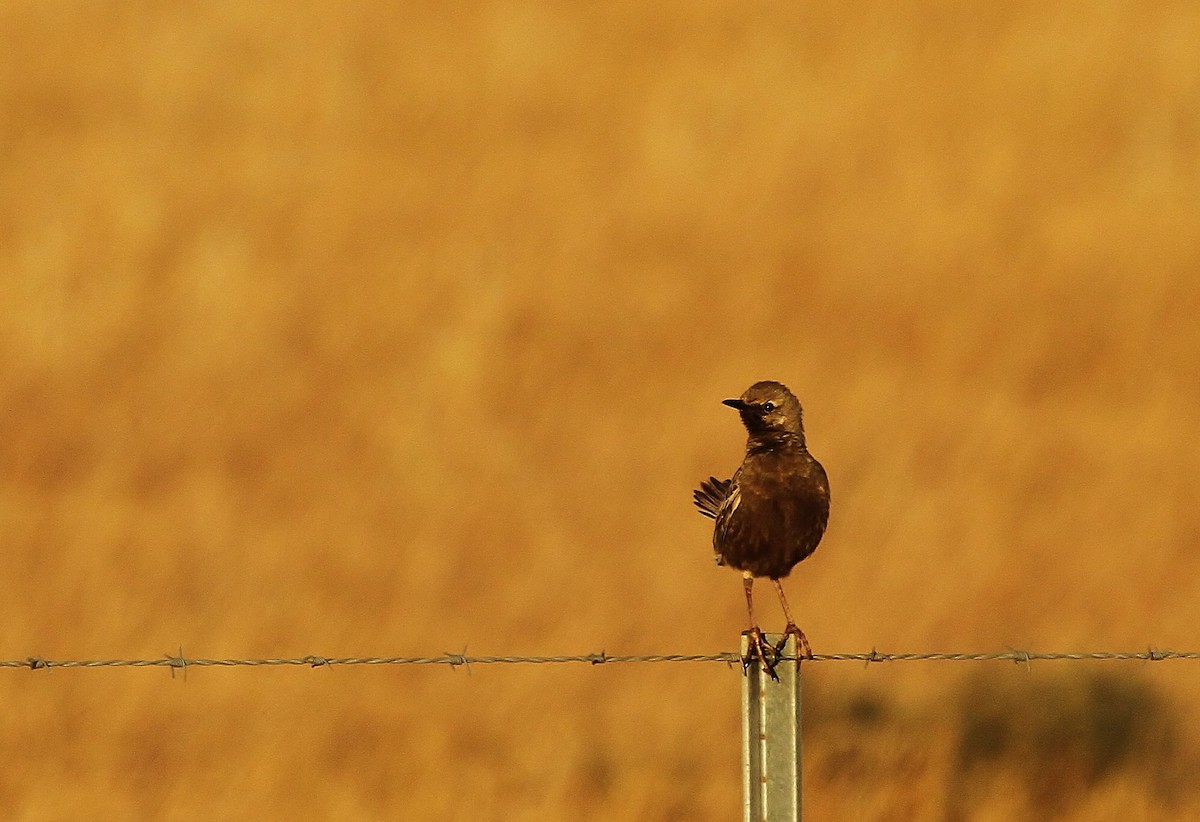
[742,632,802,822]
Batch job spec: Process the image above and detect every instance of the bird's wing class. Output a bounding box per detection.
[693,476,732,519]
[710,476,744,567]
[713,477,741,546]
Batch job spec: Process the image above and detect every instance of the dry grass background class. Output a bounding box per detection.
[2,1,1199,819]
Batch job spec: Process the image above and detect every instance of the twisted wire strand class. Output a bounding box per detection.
[4,648,1199,672]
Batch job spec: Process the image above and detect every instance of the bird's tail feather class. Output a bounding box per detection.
[693,476,732,519]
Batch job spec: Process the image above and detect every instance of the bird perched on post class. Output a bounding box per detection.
[694,381,829,676]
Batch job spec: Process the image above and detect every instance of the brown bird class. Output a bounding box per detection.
[694,381,829,674]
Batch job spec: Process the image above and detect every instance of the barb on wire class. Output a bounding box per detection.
[2,648,1199,673]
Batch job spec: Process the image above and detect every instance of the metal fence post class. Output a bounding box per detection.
[742,632,802,822]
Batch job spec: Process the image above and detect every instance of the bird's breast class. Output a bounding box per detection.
[713,450,828,579]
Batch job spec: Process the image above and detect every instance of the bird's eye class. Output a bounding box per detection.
[762,402,775,413]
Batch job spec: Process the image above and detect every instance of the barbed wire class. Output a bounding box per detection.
[4,648,1199,674]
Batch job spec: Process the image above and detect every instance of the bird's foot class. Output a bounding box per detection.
[775,622,814,661]
[743,626,782,681]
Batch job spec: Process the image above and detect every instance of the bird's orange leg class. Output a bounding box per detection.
[743,573,781,680]
[772,579,813,660]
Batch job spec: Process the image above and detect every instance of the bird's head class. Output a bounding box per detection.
[723,381,806,442]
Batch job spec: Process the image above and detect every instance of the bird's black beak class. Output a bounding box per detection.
[722,398,749,411]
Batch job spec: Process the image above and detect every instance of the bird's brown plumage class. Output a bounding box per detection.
[694,381,830,579]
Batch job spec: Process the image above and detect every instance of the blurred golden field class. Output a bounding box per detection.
[3,1,1200,819]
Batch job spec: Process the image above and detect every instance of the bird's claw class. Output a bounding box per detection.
[775,622,814,661]
[743,626,782,681]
